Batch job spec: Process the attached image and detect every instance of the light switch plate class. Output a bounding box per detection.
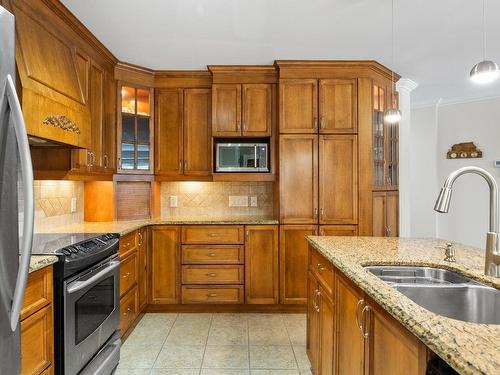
[71,197,77,213]
[169,195,178,207]
[250,196,258,207]
[229,195,248,207]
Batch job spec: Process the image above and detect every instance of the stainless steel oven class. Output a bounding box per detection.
[63,254,120,375]
[215,142,269,172]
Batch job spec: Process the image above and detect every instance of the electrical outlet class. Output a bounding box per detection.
[71,197,77,213]
[250,196,258,207]
[229,195,248,207]
[169,195,178,207]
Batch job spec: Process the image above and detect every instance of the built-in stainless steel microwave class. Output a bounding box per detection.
[215,142,269,172]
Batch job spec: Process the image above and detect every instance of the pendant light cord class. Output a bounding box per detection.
[391,0,395,104]
[482,0,486,60]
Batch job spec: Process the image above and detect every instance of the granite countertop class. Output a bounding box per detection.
[305,236,500,375]
[30,255,58,273]
[36,216,279,236]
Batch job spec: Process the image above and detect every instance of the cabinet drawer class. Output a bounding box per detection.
[182,225,244,244]
[21,305,53,375]
[182,245,244,264]
[120,286,138,335]
[309,248,334,296]
[182,265,244,284]
[119,231,137,258]
[22,266,53,320]
[182,285,244,304]
[120,253,138,297]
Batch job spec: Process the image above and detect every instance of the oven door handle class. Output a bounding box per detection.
[67,260,120,294]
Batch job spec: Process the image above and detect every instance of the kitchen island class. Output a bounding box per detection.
[306,236,500,375]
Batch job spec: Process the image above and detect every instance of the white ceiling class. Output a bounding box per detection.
[61,0,500,107]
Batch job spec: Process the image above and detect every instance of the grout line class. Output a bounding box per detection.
[198,313,214,375]
[150,312,180,371]
[283,313,301,371]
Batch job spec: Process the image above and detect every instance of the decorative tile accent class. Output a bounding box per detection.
[160,182,274,218]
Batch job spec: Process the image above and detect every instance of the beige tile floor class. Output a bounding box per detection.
[116,313,312,375]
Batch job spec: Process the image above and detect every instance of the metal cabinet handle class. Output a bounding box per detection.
[320,208,324,219]
[206,273,217,277]
[4,74,34,331]
[314,117,318,130]
[208,233,217,237]
[314,208,318,219]
[355,299,365,333]
[179,160,183,171]
[361,305,371,339]
[320,117,325,129]
[246,230,250,241]
[317,263,326,272]
[103,154,108,168]
[315,289,321,312]
[137,232,143,247]
[207,293,217,297]
[312,288,319,312]
[123,272,131,279]
[208,253,216,257]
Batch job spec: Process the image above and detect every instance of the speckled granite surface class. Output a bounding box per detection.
[36,216,279,236]
[306,236,500,375]
[29,255,58,273]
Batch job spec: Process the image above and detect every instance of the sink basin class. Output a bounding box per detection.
[364,266,480,286]
[364,265,500,324]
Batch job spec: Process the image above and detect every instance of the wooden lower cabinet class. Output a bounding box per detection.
[245,225,279,304]
[21,266,54,375]
[307,246,428,375]
[182,285,244,304]
[120,285,139,335]
[280,225,317,304]
[150,226,181,304]
[137,227,148,310]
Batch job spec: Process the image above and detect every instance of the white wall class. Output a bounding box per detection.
[410,97,500,249]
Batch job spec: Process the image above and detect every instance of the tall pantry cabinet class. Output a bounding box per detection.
[276,61,400,305]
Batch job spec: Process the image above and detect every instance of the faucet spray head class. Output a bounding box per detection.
[434,187,453,213]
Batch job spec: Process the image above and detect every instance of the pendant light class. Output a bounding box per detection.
[470,0,499,84]
[385,0,401,124]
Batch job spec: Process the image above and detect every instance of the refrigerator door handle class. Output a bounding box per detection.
[5,74,34,331]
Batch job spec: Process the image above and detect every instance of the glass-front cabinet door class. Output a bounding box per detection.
[118,84,154,173]
[372,84,399,188]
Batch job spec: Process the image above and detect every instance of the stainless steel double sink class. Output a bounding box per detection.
[364,266,500,324]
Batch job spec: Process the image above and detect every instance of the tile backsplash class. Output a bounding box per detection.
[160,181,274,218]
[33,180,84,231]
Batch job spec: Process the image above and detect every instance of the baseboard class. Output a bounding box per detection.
[144,304,307,313]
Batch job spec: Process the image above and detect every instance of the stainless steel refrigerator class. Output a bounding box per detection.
[0,5,35,375]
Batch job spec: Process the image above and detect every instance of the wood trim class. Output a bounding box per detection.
[115,62,155,87]
[208,65,278,84]
[21,267,53,321]
[155,70,212,89]
[145,304,306,313]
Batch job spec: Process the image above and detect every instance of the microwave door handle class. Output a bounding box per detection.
[4,74,35,332]
[67,260,120,294]
[254,146,257,168]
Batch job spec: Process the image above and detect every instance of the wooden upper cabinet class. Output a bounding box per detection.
[103,70,116,172]
[372,191,399,237]
[89,61,104,169]
[155,89,183,176]
[242,84,272,136]
[319,79,358,133]
[279,135,318,224]
[212,84,241,136]
[245,225,279,304]
[280,225,317,304]
[184,89,211,176]
[319,135,358,224]
[9,0,91,148]
[366,300,427,375]
[279,79,318,133]
[150,226,180,304]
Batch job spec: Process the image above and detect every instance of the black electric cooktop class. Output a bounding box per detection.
[31,233,108,255]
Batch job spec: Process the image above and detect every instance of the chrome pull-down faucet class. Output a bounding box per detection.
[434,166,500,277]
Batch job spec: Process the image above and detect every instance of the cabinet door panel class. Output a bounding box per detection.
[319,79,357,133]
[21,305,53,375]
[337,275,365,375]
[242,84,272,136]
[386,191,399,237]
[279,79,318,133]
[103,70,116,171]
[184,89,211,176]
[150,226,180,304]
[212,84,241,136]
[245,225,279,304]
[279,135,318,224]
[319,287,335,375]
[319,135,358,224]
[372,192,386,237]
[90,61,104,169]
[280,225,317,304]
[307,272,320,375]
[368,303,426,375]
[155,89,183,176]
